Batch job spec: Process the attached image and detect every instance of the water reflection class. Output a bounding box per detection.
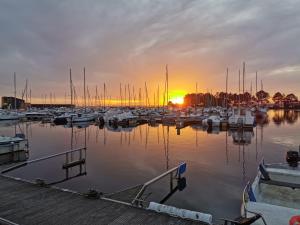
[228,129,254,145]
[272,110,299,125]
[0,150,28,165]
[48,147,87,186]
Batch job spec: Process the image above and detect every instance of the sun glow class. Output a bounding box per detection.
[170,96,184,105]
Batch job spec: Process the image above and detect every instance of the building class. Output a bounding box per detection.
[1,96,25,109]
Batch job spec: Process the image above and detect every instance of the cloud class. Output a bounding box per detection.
[0,0,300,102]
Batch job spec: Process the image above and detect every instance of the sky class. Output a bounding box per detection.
[0,0,300,104]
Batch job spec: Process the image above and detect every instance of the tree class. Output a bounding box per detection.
[284,93,298,102]
[272,92,284,102]
[256,90,270,101]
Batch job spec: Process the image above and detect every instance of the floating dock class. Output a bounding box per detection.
[0,175,207,225]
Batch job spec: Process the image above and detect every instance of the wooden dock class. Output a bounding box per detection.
[0,175,207,225]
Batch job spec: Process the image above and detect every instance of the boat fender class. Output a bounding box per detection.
[290,215,300,225]
[147,202,213,225]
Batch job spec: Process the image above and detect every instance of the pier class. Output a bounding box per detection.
[0,175,207,225]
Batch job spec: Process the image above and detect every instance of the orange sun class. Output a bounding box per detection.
[170,97,184,104]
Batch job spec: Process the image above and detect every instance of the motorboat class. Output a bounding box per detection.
[68,113,96,123]
[228,108,255,128]
[242,150,300,225]
[114,112,138,127]
[202,115,221,127]
[52,112,78,125]
[25,111,52,120]
[0,134,28,155]
[0,111,20,121]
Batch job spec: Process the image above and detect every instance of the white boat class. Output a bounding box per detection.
[0,112,20,121]
[228,108,255,128]
[202,115,221,127]
[52,112,78,125]
[113,112,138,126]
[68,113,96,123]
[255,106,268,119]
[25,111,52,120]
[0,134,28,155]
[242,150,300,225]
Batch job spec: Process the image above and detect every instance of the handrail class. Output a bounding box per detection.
[242,181,250,217]
[132,163,186,205]
[242,181,267,225]
[1,147,86,174]
[0,217,19,225]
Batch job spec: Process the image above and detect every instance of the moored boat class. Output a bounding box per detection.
[202,115,221,127]
[0,134,28,155]
[228,108,255,129]
[242,150,300,225]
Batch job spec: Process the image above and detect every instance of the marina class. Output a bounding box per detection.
[1,1,300,224]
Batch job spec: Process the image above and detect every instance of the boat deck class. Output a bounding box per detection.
[256,182,300,209]
[0,175,207,225]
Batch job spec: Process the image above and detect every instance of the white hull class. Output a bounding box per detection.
[0,137,28,155]
[242,163,300,225]
[68,115,96,123]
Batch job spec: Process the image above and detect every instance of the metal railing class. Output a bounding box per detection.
[0,217,19,225]
[131,162,186,205]
[1,147,86,174]
[242,181,267,225]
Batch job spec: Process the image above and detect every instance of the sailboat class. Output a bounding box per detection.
[0,73,21,121]
[68,68,96,123]
[228,63,255,128]
[52,69,77,125]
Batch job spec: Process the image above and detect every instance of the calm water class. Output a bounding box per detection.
[1,110,299,220]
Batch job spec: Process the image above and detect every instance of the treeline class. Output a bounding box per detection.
[183,90,298,107]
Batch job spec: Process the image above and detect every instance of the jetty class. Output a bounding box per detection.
[0,175,208,225]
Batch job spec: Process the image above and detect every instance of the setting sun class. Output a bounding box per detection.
[170,96,184,104]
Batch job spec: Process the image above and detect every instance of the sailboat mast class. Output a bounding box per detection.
[242,62,245,95]
[238,69,241,108]
[103,83,106,109]
[132,86,135,107]
[120,83,123,106]
[70,68,73,106]
[124,84,127,107]
[25,79,28,104]
[144,82,149,107]
[166,64,169,106]
[226,68,228,109]
[128,84,131,107]
[195,82,198,111]
[83,67,86,112]
[95,85,98,107]
[14,72,16,111]
[256,71,258,94]
[138,88,141,107]
[30,88,31,106]
[157,85,160,109]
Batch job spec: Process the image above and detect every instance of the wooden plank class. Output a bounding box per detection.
[0,175,207,225]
